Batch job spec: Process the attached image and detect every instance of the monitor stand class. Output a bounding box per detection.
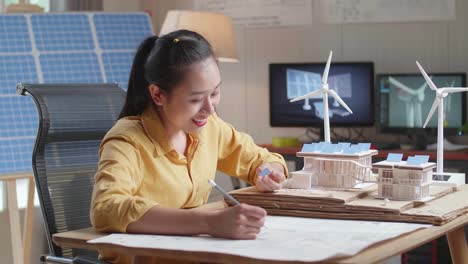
[426,138,468,151]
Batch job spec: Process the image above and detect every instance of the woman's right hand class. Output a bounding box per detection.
[206,203,266,239]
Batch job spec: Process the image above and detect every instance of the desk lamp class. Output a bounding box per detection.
[5,0,43,12]
[159,10,238,63]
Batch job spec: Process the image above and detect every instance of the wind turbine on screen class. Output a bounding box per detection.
[290,51,353,142]
[388,77,428,127]
[417,61,468,174]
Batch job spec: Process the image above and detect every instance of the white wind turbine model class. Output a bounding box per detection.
[417,61,468,174]
[290,51,353,142]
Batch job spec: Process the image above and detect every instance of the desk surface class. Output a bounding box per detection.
[53,201,468,264]
[259,144,468,161]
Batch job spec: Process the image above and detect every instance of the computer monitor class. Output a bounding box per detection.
[376,73,466,135]
[269,62,374,127]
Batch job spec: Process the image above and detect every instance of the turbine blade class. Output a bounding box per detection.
[416,61,438,91]
[322,51,333,84]
[328,89,353,113]
[389,77,416,94]
[290,89,322,102]
[440,87,468,93]
[423,97,440,128]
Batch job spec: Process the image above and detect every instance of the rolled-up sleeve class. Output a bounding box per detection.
[90,136,156,233]
[214,116,287,184]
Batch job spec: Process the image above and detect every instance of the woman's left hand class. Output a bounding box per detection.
[255,162,286,193]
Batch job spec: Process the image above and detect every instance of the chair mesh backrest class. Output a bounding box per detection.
[18,83,126,258]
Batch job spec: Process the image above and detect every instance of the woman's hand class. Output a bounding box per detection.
[255,162,286,193]
[206,203,266,239]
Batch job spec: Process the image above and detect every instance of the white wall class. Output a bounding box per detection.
[153,0,468,146]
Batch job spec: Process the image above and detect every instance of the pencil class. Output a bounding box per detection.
[208,179,241,206]
[208,179,270,229]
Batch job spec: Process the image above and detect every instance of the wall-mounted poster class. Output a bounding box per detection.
[194,0,312,27]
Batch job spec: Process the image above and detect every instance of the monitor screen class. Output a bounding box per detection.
[377,73,466,134]
[269,62,374,127]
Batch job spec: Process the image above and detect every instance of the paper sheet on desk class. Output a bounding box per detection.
[88,216,430,262]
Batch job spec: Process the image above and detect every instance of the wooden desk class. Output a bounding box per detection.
[53,202,468,264]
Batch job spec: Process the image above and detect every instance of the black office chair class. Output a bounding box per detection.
[17,83,126,264]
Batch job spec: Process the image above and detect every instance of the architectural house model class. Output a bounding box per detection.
[373,153,435,200]
[286,142,377,189]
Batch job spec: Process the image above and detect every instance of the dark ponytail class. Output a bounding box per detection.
[119,30,215,119]
[119,36,157,119]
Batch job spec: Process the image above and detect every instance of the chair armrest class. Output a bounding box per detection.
[41,255,73,263]
[41,255,108,264]
[73,255,108,264]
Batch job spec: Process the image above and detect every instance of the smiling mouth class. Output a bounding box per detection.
[192,118,207,127]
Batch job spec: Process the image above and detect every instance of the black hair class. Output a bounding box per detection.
[118,30,215,119]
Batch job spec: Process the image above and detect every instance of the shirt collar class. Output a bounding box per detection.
[141,105,209,157]
[141,105,173,157]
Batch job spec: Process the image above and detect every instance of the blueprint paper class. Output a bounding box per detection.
[88,216,429,262]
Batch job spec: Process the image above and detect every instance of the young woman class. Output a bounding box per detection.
[90,30,287,263]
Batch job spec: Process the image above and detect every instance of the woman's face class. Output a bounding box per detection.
[157,57,221,134]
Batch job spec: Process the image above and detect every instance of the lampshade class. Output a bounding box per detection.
[160,10,238,63]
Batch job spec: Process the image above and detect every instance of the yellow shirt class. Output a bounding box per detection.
[90,106,287,263]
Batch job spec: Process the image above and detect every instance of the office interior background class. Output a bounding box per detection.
[0,0,467,263]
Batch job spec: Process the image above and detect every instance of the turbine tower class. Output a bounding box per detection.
[417,61,468,173]
[290,51,353,142]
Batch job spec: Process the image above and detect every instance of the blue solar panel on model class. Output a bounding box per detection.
[31,14,94,51]
[94,13,152,50]
[40,53,103,83]
[0,15,31,52]
[102,51,134,89]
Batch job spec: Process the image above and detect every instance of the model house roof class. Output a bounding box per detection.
[373,153,436,170]
[297,141,377,158]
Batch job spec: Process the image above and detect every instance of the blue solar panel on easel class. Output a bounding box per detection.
[0,12,153,175]
[0,96,38,138]
[0,138,36,174]
[0,55,38,136]
[102,51,134,89]
[31,14,94,51]
[0,55,37,95]
[0,15,31,53]
[40,53,103,83]
[94,13,152,50]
